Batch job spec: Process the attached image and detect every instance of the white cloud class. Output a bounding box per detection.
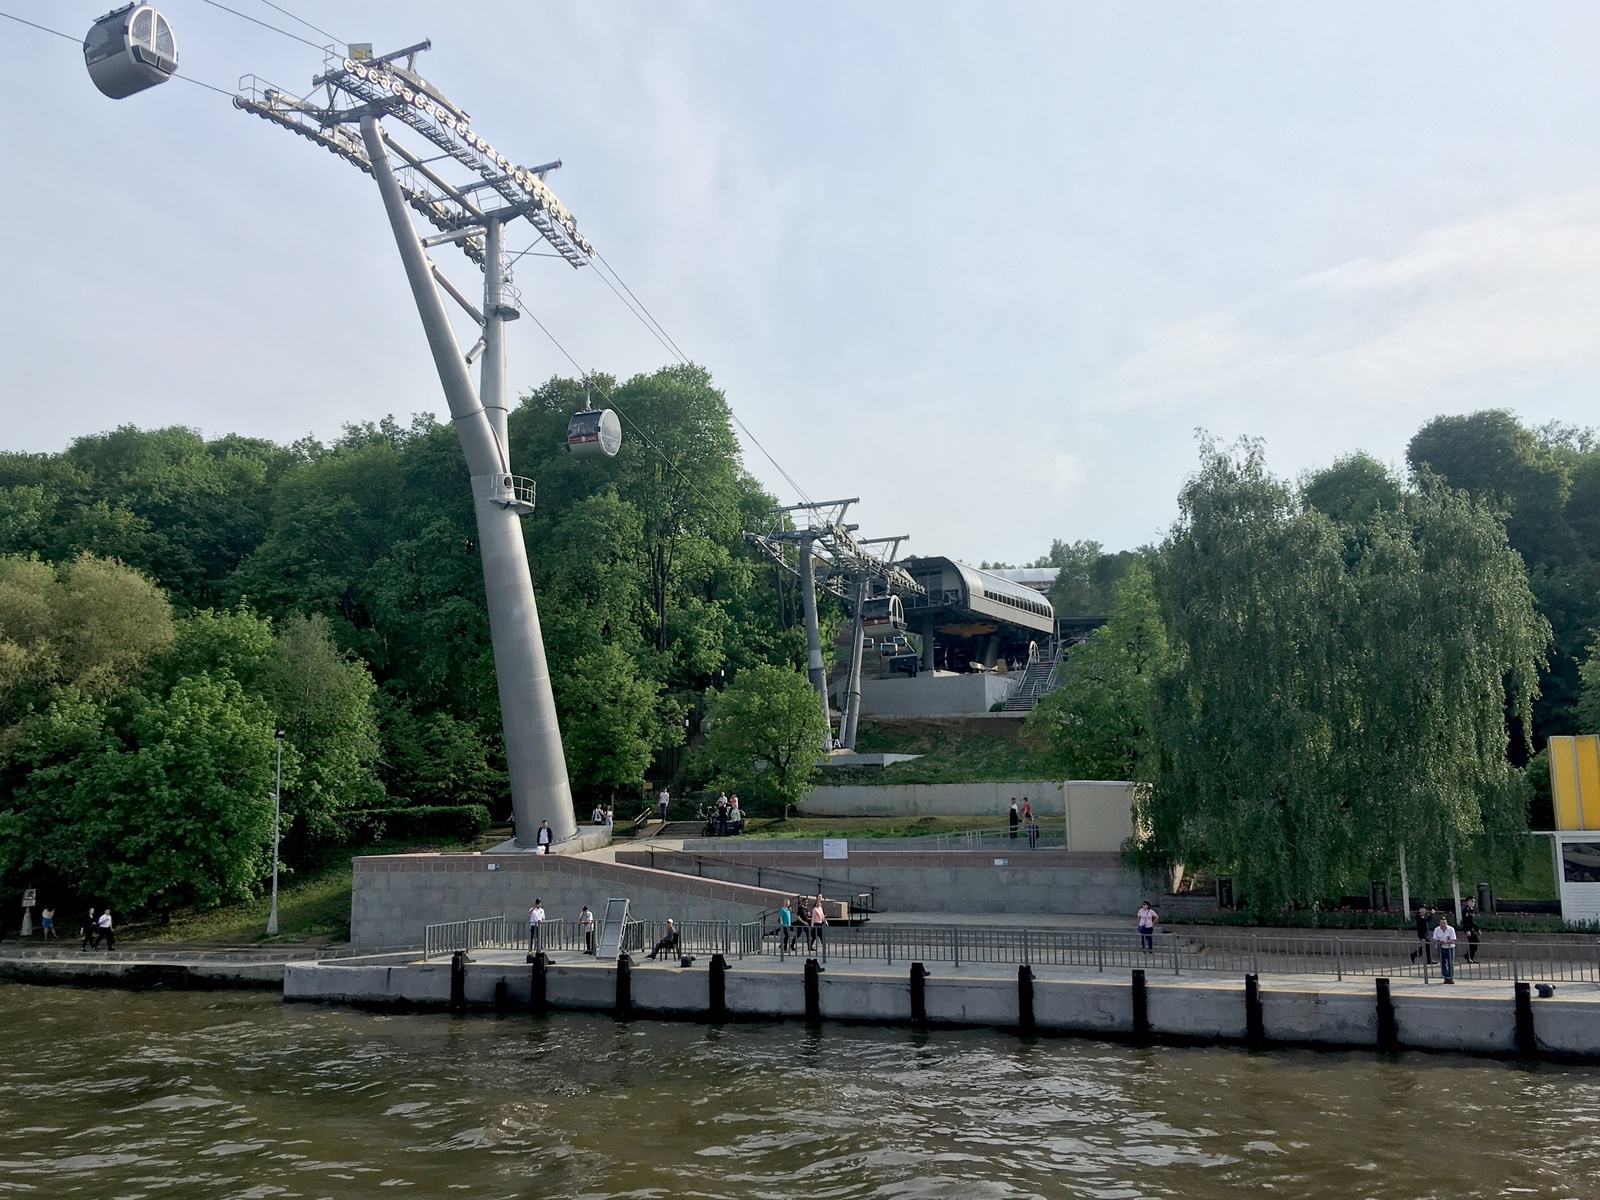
[1083,188,1600,419]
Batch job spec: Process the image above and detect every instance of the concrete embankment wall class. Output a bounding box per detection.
[799,781,1135,849]
[0,956,287,990]
[613,848,1164,916]
[351,853,789,949]
[284,957,1600,1060]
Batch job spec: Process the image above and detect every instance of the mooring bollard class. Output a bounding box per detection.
[1131,968,1149,1041]
[1244,973,1264,1048]
[1017,964,1036,1035]
[804,957,822,1023]
[1375,977,1397,1050]
[709,953,727,1021]
[1515,981,1536,1058]
[493,978,509,1012]
[615,953,633,1017]
[910,962,929,1024]
[530,952,547,1014]
[449,950,466,1013]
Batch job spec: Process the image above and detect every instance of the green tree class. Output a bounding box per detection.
[698,665,828,810]
[1024,562,1168,782]
[1145,439,1547,908]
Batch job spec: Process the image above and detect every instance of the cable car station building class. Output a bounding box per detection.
[844,556,1058,718]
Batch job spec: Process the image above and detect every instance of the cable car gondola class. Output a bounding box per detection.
[84,5,178,99]
[860,595,905,632]
[565,407,622,459]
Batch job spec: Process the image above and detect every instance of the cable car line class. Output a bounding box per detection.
[197,0,326,51]
[594,249,691,364]
[252,0,341,46]
[0,9,78,42]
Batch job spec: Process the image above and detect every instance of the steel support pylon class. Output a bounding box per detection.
[797,532,831,745]
[361,117,577,847]
[840,573,866,750]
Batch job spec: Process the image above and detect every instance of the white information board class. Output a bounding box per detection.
[822,839,848,861]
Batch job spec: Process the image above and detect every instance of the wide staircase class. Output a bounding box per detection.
[1001,643,1067,712]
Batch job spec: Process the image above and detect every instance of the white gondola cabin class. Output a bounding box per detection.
[860,595,905,632]
[565,407,622,459]
[84,5,178,99]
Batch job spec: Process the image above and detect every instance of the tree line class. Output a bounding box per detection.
[0,365,821,916]
[1027,410,1600,908]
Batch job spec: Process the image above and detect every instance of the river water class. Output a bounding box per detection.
[2,986,1597,1199]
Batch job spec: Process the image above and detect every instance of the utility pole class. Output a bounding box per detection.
[239,46,593,846]
[266,728,284,937]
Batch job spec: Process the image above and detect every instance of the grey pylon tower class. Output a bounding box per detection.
[237,44,590,846]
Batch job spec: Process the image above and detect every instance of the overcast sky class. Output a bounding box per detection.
[4,2,1600,564]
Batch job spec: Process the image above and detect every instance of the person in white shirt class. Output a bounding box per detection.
[1433,914,1458,983]
[97,908,114,952]
[1136,902,1158,952]
[591,805,604,825]
[658,788,671,823]
[528,900,546,953]
[535,820,553,853]
[578,905,596,955]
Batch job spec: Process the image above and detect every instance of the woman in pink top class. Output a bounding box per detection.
[1137,901,1158,952]
[809,893,828,957]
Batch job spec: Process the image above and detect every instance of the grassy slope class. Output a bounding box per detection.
[844,718,1057,785]
[123,828,507,947]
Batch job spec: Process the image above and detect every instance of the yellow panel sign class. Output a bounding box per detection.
[1548,735,1600,831]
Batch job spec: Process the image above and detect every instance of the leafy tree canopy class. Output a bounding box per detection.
[698,664,828,810]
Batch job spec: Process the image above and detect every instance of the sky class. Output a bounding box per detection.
[4,3,1600,564]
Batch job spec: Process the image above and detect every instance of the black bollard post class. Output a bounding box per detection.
[530,952,547,1014]
[1017,964,1036,1034]
[1375,977,1397,1050]
[616,953,633,1018]
[1131,968,1149,1042]
[494,979,509,1013]
[1244,973,1264,1048]
[910,962,928,1025]
[1515,981,1536,1058]
[709,953,727,1021]
[449,950,466,1013]
[804,956,821,1023]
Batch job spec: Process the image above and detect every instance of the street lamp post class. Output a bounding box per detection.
[266,729,284,937]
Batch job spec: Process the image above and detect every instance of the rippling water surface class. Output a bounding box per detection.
[2,984,1599,1198]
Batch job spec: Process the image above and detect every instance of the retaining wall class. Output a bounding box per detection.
[282,956,1600,1060]
[350,853,788,949]
[612,847,1163,916]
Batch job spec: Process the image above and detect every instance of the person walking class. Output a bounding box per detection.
[97,907,114,952]
[778,899,797,953]
[535,820,553,853]
[716,795,730,837]
[528,899,546,954]
[728,795,743,833]
[658,787,671,824]
[1020,799,1038,849]
[579,905,596,955]
[1461,900,1480,964]
[81,907,97,952]
[1137,901,1158,952]
[1008,800,1020,840]
[809,893,828,958]
[1433,913,1458,983]
[1410,904,1434,965]
[40,907,55,940]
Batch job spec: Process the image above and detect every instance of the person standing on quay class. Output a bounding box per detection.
[536,820,553,853]
[658,787,671,824]
[579,905,596,955]
[1009,800,1020,840]
[1433,913,1458,983]
[778,899,796,953]
[1137,901,1158,952]
[97,907,114,952]
[1410,904,1434,965]
[1461,900,1480,964]
[1021,798,1037,849]
[81,907,97,951]
[40,907,55,940]
[528,899,545,954]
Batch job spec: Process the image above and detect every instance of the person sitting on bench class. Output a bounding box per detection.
[647,919,680,960]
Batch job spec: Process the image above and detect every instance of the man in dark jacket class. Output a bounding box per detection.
[1410,905,1434,965]
[1461,901,1480,964]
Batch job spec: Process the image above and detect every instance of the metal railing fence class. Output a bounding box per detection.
[424,915,1600,983]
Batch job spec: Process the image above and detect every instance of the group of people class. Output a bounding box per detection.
[79,906,115,951]
[705,793,744,837]
[776,894,831,955]
[588,804,615,827]
[1008,798,1042,849]
[527,900,600,956]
